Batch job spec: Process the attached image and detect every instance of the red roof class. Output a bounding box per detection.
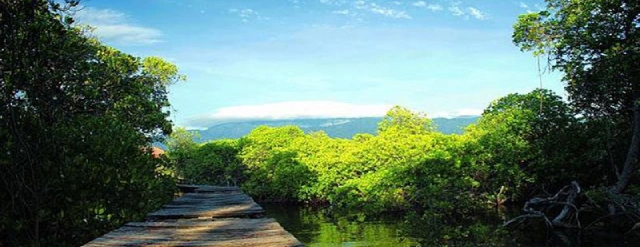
[152,147,165,158]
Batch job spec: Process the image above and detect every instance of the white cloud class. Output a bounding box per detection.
[412,1,426,7]
[326,0,410,19]
[430,108,483,119]
[427,4,443,11]
[448,5,465,16]
[519,2,529,9]
[73,7,162,45]
[370,3,411,19]
[413,1,443,11]
[320,0,350,6]
[332,9,352,15]
[228,8,262,23]
[93,25,162,44]
[186,101,393,128]
[354,0,366,6]
[74,8,125,24]
[468,7,486,20]
[184,102,483,128]
[289,0,301,8]
[445,3,488,20]
[355,2,411,19]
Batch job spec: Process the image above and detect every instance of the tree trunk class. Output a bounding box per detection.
[612,104,640,194]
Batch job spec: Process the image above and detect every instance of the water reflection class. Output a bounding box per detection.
[261,203,417,246]
[262,203,635,247]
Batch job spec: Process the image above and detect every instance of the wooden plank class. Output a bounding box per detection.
[170,193,252,201]
[195,186,241,194]
[147,190,265,219]
[177,192,247,198]
[168,197,255,205]
[82,185,303,247]
[84,234,304,247]
[125,218,278,229]
[84,219,303,246]
[92,226,290,240]
[177,184,241,193]
[147,204,265,219]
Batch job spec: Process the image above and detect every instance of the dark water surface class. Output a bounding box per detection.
[262,203,417,246]
[261,203,635,247]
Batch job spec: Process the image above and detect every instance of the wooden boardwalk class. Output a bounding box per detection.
[83,185,304,247]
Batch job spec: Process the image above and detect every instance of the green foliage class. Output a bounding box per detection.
[463,89,595,201]
[171,106,505,214]
[378,105,435,134]
[170,91,626,232]
[177,139,244,186]
[0,1,180,246]
[142,56,187,85]
[513,0,640,195]
[238,126,313,201]
[166,127,199,179]
[513,0,640,118]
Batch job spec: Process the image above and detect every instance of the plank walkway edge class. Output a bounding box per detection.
[82,185,304,247]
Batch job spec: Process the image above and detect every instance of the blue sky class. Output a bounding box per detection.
[74,0,564,129]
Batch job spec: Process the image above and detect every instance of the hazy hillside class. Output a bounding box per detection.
[193,116,479,142]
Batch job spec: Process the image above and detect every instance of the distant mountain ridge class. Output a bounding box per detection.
[193,116,479,142]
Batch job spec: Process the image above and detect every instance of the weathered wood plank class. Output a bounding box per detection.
[85,235,304,247]
[175,192,247,198]
[147,204,264,219]
[147,190,265,220]
[84,231,304,247]
[125,218,278,229]
[167,197,255,206]
[169,193,253,202]
[195,186,241,194]
[177,184,240,190]
[83,185,302,247]
[92,227,290,240]
[177,184,242,194]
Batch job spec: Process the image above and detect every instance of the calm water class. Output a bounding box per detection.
[262,203,417,247]
[261,203,635,247]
